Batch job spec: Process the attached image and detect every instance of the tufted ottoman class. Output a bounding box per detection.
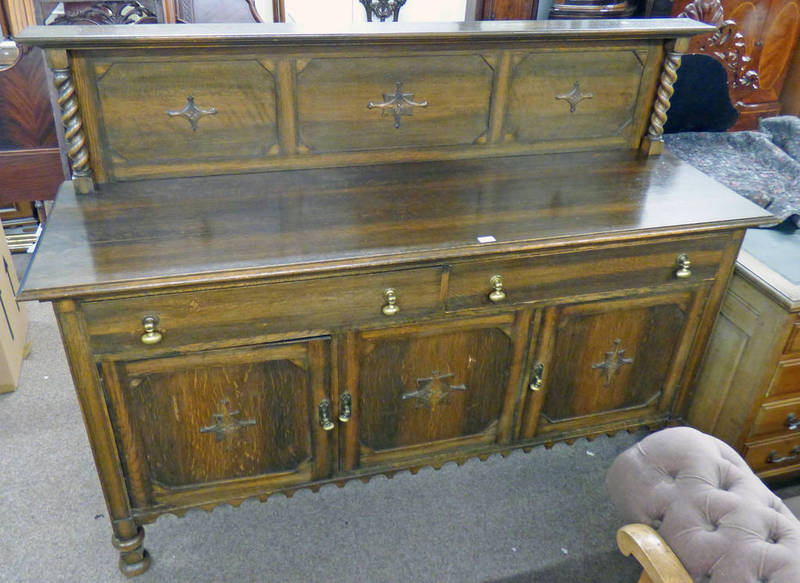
[606,427,800,583]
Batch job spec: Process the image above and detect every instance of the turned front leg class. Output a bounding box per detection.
[112,526,151,577]
[54,301,150,575]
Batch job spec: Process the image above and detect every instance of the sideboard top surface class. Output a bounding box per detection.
[16,19,714,49]
[19,150,774,301]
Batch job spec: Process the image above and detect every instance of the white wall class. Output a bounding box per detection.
[254,0,274,21]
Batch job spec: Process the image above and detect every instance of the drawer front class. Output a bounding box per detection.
[83,267,443,355]
[506,48,650,147]
[296,55,493,153]
[786,319,800,356]
[744,433,800,475]
[750,396,800,439]
[446,236,728,311]
[766,358,800,400]
[93,58,279,178]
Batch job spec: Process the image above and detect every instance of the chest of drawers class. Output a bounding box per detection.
[689,228,800,482]
[16,20,773,576]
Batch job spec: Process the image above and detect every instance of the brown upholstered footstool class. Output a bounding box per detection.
[606,427,800,583]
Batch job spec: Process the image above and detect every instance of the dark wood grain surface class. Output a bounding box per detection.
[20,150,774,300]
[16,19,715,48]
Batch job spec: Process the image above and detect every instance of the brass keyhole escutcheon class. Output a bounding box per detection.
[339,392,352,422]
[140,316,163,345]
[319,398,335,431]
[675,254,692,279]
[382,288,399,316]
[489,275,506,303]
[529,362,544,391]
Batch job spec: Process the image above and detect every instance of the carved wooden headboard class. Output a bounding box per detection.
[673,0,800,129]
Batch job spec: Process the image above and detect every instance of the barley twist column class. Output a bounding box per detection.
[641,50,683,156]
[52,65,94,192]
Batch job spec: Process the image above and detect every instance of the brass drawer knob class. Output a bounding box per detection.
[489,275,506,303]
[675,254,692,279]
[382,288,399,316]
[786,413,800,431]
[319,398,335,431]
[140,316,163,345]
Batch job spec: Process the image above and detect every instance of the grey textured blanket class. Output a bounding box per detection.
[665,116,800,227]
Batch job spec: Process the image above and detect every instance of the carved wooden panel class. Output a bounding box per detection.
[537,292,696,431]
[506,49,648,146]
[758,0,800,90]
[675,0,800,128]
[93,58,278,179]
[44,1,159,25]
[296,55,493,153]
[104,339,329,506]
[347,316,518,469]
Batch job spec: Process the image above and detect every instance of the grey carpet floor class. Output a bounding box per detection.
[1,300,646,583]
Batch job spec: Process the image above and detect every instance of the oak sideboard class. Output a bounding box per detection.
[16,20,773,576]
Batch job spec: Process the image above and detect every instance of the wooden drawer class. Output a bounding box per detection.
[83,267,443,355]
[744,433,800,475]
[786,319,800,356]
[750,395,800,439]
[93,57,279,179]
[506,48,651,147]
[765,358,800,400]
[446,236,727,311]
[295,55,493,153]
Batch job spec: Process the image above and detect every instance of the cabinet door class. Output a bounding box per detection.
[520,291,706,438]
[341,315,529,471]
[102,338,332,509]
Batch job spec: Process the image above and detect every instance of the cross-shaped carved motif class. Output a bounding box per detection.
[167,95,218,131]
[200,399,256,446]
[367,82,428,129]
[555,81,594,113]
[591,339,634,387]
[402,371,466,410]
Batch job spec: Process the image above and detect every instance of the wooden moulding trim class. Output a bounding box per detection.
[14,20,717,49]
[736,251,800,312]
[16,221,774,303]
[130,414,670,524]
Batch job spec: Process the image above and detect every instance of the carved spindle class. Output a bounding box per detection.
[641,51,682,156]
[52,66,94,192]
[359,0,407,22]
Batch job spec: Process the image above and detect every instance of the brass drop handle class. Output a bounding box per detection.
[529,362,544,391]
[675,254,692,279]
[319,398,335,431]
[786,413,800,431]
[339,392,352,422]
[140,316,163,345]
[382,288,399,316]
[767,446,800,464]
[489,275,506,303]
